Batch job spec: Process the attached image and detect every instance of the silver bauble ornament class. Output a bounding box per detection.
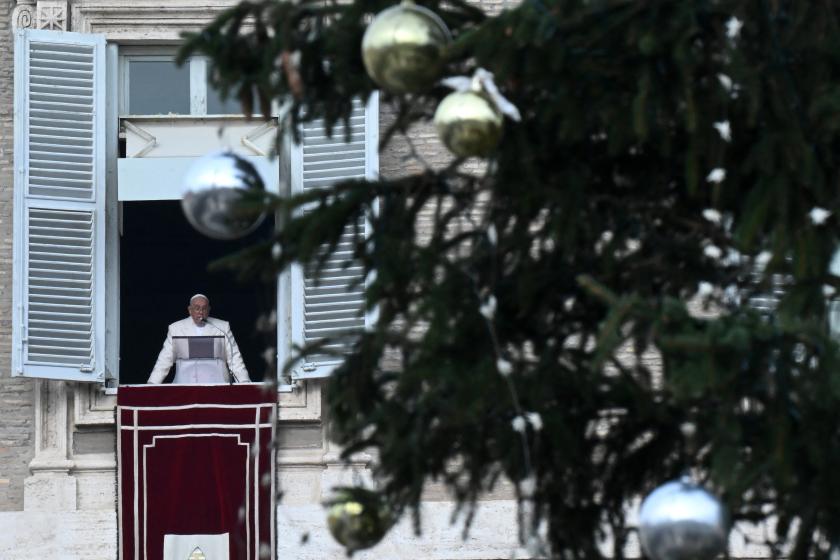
[829,246,840,336]
[638,478,729,560]
[361,0,451,94]
[324,487,391,553]
[181,150,266,240]
[434,90,503,158]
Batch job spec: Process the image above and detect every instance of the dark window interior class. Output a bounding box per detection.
[119,201,274,384]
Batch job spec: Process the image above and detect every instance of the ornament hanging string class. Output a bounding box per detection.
[440,68,522,122]
[459,201,544,555]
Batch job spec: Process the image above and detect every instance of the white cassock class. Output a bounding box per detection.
[147,317,250,384]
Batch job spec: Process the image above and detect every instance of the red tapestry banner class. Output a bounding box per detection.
[117,383,277,560]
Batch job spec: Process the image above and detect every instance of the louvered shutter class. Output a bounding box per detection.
[288,97,378,379]
[12,29,106,382]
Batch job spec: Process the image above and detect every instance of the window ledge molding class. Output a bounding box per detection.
[120,114,267,121]
[74,379,323,427]
[72,453,117,473]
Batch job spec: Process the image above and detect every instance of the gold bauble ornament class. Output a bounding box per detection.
[324,487,392,553]
[434,90,503,158]
[361,0,451,94]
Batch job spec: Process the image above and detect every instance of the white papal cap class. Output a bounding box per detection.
[189,293,210,305]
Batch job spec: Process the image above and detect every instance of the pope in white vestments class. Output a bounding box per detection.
[147,294,251,384]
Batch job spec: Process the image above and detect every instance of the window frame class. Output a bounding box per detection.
[118,47,241,117]
[108,46,284,387]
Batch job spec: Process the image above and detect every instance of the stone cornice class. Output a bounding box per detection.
[71,0,241,41]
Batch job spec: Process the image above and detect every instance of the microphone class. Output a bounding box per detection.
[201,318,238,384]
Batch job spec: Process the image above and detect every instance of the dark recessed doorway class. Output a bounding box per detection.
[119,200,274,385]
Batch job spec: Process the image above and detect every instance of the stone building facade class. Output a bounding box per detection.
[0,0,519,558]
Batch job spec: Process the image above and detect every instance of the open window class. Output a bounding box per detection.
[115,47,280,384]
[12,28,378,386]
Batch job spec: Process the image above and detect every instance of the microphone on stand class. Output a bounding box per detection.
[201,317,237,384]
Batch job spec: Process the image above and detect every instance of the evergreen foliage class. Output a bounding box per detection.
[180,1,840,558]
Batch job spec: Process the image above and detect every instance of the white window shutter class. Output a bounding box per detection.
[12,29,107,382]
[288,96,378,380]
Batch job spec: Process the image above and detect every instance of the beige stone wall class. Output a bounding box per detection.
[0,0,37,512]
